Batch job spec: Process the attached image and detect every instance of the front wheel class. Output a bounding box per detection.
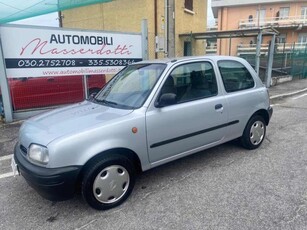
[81,154,135,210]
[240,115,266,150]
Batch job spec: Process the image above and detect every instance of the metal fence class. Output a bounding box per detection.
[240,42,307,81]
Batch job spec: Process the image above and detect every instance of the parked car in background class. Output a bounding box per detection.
[6,74,106,110]
[13,56,272,210]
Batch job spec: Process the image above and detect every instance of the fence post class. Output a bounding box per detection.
[255,30,262,75]
[282,42,286,70]
[303,43,307,78]
[0,38,13,122]
[290,42,296,78]
[228,36,232,56]
[265,34,276,88]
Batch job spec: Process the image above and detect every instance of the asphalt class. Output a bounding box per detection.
[1,78,307,158]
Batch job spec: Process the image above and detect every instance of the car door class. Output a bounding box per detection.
[146,61,229,164]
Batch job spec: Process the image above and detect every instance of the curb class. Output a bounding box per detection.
[270,88,307,100]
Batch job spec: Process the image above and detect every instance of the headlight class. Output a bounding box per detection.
[28,144,49,165]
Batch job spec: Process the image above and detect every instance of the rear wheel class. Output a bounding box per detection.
[81,154,135,210]
[240,115,266,150]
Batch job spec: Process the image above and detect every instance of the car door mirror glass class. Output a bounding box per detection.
[156,93,177,108]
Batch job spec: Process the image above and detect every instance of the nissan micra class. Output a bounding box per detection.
[13,56,272,210]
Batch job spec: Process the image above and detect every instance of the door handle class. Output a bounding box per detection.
[215,104,223,112]
[215,104,223,110]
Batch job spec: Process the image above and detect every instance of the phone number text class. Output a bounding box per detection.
[5,58,142,69]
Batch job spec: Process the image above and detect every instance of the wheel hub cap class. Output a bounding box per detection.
[93,165,130,204]
[250,121,265,145]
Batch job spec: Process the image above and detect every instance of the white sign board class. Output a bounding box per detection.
[0,25,142,77]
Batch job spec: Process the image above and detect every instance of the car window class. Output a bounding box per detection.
[159,61,218,104]
[218,60,255,93]
[95,63,166,109]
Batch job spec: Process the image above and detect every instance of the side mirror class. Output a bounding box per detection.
[89,92,98,100]
[155,93,177,108]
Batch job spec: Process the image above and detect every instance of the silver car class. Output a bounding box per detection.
[13,56,272,210]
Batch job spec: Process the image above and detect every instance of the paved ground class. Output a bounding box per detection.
[0,122,20,158]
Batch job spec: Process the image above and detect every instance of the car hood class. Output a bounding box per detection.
[19,101,133,147]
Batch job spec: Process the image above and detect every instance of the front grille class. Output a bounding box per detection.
[20,145,28,155]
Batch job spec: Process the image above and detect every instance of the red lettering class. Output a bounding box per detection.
[20,38,134,57]
[20,38,48,56]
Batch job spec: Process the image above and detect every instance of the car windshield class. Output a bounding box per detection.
[93,63,166,109]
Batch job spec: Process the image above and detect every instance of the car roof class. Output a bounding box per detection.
[136,55,245,65]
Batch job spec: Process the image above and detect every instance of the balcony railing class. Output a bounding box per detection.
[207,25,218,31]
[237,42,307,55]
[206,43,217,54]
[239,16,307,29]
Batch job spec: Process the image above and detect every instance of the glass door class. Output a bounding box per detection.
[256,9,266,26]
[301,7,307,21]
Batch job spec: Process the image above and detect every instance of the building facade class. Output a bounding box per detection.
[62,0,207,60]
[211,0,307,56]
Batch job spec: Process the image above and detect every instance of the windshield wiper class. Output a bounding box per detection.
[101,99,118,106]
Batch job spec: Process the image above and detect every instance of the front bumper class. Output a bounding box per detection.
[14,143,81,201]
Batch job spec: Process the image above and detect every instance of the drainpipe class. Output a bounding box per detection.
[154,0,158,59]
[164,0,168,57]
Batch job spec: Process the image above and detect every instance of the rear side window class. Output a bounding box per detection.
[162,61,218,103]
[218,60,255,93]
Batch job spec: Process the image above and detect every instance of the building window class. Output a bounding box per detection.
[301,7,307,19]
[277,34,287,43]
[279,7,290,19]
[185,0,193,11]
[256,9,266,26]
[184,41,192,56]
[248,15,253,22]
[298,33,307,44]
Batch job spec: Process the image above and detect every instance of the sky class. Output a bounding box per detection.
[207,0,215,26]
[12,12,59,27]
[12,0,215,27]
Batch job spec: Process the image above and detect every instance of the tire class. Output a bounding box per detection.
[240,115,266,150]
[81,154,135,210]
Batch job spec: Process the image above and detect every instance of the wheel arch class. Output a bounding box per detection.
[251,109,270,125]
[77,148,142,187]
